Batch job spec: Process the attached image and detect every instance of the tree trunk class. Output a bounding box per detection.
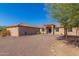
[76,27,79,37]
[64,28,67,39]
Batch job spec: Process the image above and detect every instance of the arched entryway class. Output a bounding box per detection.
[44,24,55,34]
[46,27,52,34]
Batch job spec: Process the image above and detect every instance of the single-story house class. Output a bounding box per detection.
[6,24,40,36]
[40,24,79,36]
[6,24,79,36]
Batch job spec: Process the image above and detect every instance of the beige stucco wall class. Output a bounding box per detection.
[6,27,19,36]
[51,26,54,34]
[40,28,45,34]
[19,27,40,36]
[67,28,77,36]
[54,28,64,35]
[40,26,54,34]
[54,27,79,36]
[40,26,47,34]
[6,27,40,36]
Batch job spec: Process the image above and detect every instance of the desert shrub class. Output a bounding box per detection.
[0,29,10,37]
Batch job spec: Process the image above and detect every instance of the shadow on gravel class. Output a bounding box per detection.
[57,36,79,48]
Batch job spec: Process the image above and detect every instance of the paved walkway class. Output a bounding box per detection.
[0,34,79,56]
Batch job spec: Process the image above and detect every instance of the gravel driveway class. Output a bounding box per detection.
[0,34,79,56]
[0,34,56,56]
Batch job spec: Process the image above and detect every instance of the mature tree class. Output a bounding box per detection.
[46,3,79,38]
[69,4,79,36]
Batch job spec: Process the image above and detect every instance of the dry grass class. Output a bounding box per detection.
[0,30,10,37]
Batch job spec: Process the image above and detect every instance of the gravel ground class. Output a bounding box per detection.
[0,34,79,56]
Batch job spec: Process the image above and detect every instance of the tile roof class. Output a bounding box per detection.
[7,24,41,28]
[7,23,64,28]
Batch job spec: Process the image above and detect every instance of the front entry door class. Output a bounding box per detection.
[48,28,52,33]
[46,27,52,34]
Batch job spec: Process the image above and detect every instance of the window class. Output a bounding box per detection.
[68,28,72,32]
[55,28,59,32]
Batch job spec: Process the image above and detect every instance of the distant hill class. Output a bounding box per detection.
[0,26,7,30]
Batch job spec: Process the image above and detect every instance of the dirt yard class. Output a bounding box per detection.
[0,34,79,56]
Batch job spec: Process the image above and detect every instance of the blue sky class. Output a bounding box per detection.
[0,3,58,26]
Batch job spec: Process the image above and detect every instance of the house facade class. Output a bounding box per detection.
[40,24,64,35]
[6,24,40,36]
[6,24,79,36]
[40,24,79,36]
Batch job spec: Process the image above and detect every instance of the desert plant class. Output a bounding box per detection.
[0,29,10,37]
